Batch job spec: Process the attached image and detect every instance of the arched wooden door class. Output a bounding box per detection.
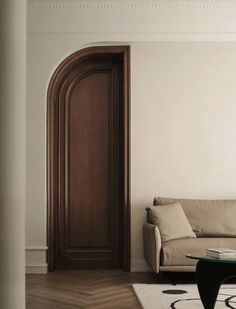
[47,46,130,271]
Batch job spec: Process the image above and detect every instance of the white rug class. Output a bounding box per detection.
[132,284,236,309]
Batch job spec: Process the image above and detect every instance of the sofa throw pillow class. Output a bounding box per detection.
[154,197,236,237]
[146,203,196,242]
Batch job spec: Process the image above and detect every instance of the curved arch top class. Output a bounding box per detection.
[47,45,130,271]
[48,45,130,100]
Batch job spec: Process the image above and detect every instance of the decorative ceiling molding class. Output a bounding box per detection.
[27,1,236,10]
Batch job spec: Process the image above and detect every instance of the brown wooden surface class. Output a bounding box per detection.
[47,46,130,270]
[68,71,110,249]
[26,270,159,309]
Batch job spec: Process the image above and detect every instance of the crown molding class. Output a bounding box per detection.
[28,0,236,37]
[27,0,236,10]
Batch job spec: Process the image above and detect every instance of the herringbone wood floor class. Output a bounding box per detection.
[26,270,164,309]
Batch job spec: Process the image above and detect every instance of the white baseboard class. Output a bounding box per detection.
[131,259,152,272]
[26,248,150,273]
[26,264,48,274]
[26,247,48,274]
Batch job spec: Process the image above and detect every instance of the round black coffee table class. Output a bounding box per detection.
[186,254,236,309]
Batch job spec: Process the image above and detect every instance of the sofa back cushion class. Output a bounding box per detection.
[147,203,196,242]
[154,197,236,237]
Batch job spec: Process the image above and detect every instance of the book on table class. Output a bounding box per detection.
[207,248,236,259]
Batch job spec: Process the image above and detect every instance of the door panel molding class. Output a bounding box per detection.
[47,46,130,271]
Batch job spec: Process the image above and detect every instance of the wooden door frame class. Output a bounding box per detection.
[47,46,131,271]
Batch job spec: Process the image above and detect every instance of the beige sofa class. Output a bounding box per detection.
[143,197,236,273]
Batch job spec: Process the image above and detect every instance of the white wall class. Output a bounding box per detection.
[26,0,236,273]
[131,42,236,269]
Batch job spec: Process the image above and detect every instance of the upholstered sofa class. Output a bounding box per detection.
[143,197,236,273]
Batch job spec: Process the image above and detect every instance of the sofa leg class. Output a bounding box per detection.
[165,272,177,286]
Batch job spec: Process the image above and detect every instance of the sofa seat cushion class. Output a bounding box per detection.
[154,197,236,237]
[162,238,236,266]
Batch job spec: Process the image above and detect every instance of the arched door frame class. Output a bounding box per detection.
[47,46,130,271]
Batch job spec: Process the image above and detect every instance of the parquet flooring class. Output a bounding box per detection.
[26,270,163,309]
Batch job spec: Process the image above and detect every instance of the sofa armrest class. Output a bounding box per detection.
[143,223,162,273]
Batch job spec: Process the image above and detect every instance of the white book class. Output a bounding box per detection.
[207,248,236,254]
[207,248,236,259]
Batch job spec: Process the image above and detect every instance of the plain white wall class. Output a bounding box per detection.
[26,0,236,272]
[131,42,236,268]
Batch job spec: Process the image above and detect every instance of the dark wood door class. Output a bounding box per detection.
[48,47,130,270]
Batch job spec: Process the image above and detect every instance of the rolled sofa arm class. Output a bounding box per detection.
[143,223,162,273]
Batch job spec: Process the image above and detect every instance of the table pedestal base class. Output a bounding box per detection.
[196,260,236,309]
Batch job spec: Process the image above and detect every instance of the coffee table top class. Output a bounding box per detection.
[186,253,236,264]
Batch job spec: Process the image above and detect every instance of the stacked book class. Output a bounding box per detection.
[207,248,236,259]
